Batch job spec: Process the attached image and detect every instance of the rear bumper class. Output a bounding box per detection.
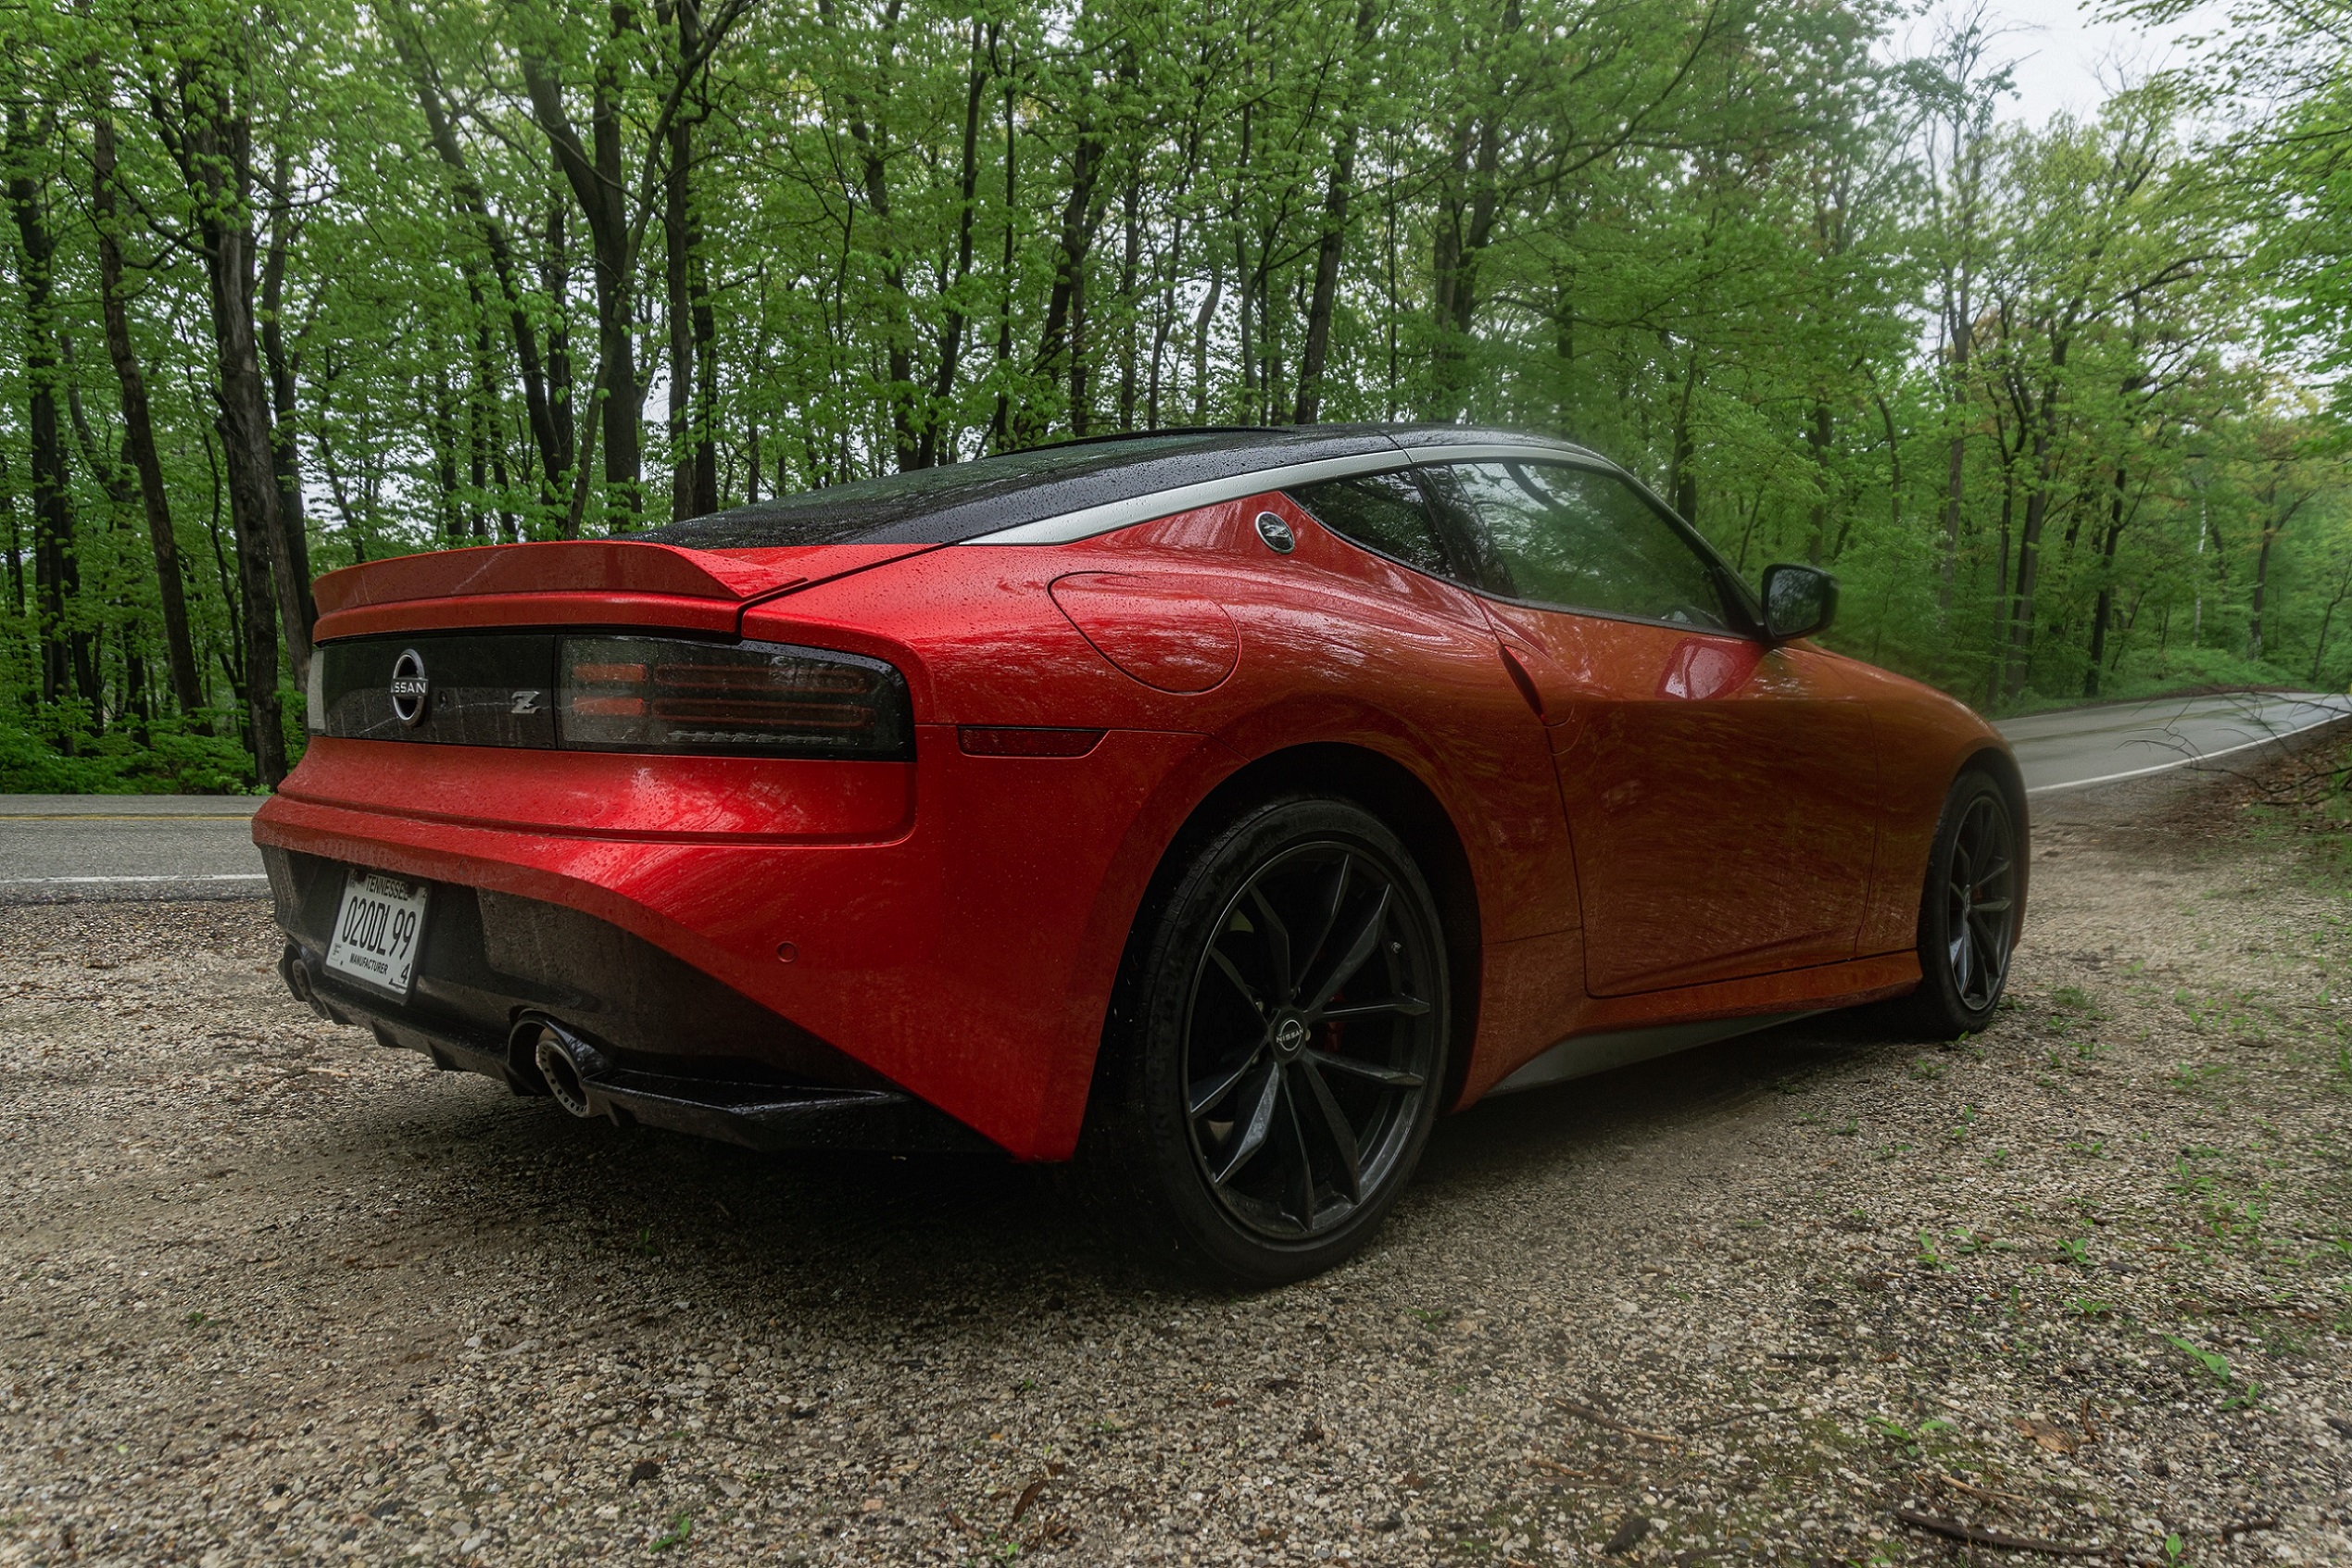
[255,727,1223,1160]
[277,943,984,1152]
[267,848,990,1153]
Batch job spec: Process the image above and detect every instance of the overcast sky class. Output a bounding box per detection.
[1910,0,2232,124]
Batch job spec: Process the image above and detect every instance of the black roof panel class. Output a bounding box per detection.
[636,425,1588,550]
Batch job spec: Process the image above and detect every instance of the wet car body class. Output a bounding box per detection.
[257,424,2024,1277]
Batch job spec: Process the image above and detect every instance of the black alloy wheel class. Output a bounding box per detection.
[1896,770,2021,1038]
[1090,797,1449,1284]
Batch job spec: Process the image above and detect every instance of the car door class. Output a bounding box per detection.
[1416,458,1880,997]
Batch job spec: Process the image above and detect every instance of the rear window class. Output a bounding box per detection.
[635,434,1236,549]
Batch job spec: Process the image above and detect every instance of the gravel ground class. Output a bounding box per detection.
[4,757,2349,1568]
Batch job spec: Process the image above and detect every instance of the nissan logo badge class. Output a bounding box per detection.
[1254,510,1296,554]
[389,647,430,726]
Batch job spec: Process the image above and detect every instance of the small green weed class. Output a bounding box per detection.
[2170,1157,2217,1199]
[2164,1335,2231,1382]
[1866,1415,1955,1459]
[650,1510,694,1553]
[2170,1060,2223,1093]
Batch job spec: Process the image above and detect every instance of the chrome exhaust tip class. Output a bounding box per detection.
[516,1018,604,1119]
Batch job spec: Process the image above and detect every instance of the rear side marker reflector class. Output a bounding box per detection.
[957,726,1106,758]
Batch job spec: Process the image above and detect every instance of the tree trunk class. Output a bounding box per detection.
[987,38,1017,450]
[1804,401,1831,563]
[663,31,698,515]
[159,72,289,782]
[818,0,919,468]
[396,19,568,505]
[1190,252,1223,425]
[0,449,24,621]
[2004,433,2052,701]
[521,41,643,523]
[1939,318,1970,614]
[7,109,96,717]
[1117,171,1141,430]
[93,116,204,720]
[1667,342,1701,523]
[2309,565,2352,683]
[659,0,718,513]
[919,19,990,467]
[2248,525,2274,663]
[1029,113,1104,445]
[1429,114,1502,417]
[543,199,574,485]
[2082,464,2127,697]
[260,153,317,679]
[431,368,461,542]
[1295,0,1377,426]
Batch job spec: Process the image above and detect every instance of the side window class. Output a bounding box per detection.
[1287,470,1456,581]
[1428,461,1733,631]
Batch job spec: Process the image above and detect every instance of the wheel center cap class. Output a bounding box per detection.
[1273,1016,1309,1059]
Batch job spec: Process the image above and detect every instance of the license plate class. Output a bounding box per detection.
[323,868,432,997]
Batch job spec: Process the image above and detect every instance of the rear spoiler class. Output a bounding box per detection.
[311,540,927,641]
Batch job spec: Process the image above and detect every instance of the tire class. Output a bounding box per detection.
[1087,796,1450,1286]
[1892,770,2021,1038]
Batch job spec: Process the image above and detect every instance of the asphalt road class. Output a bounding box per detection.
[2000,688,2352,796]
[0,794,266,902]
[2,688,2345,902]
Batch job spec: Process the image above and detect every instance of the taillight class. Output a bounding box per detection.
[557,636,913,759]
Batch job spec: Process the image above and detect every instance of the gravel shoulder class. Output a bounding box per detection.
[4,754,2349,1567]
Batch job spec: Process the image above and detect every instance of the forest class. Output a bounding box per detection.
[2,0,2347,790]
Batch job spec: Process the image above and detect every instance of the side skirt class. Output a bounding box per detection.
[1485,1010,1820,1096]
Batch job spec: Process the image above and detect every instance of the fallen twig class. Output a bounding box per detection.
[2220,1517,2280,1540]
[1895,1508,2107,1557]
[1553,1398,1679,1445]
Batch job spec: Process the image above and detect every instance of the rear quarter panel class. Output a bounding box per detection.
[757,494,1585,1144]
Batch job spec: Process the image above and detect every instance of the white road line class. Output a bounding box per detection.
[0,873,268,885]
[0,812,258,821]
[2023,709,2352,797]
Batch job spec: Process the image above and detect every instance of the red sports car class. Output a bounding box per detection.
[256,426,2024,1282]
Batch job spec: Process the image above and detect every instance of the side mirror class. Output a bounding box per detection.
[1761,563,1837,643]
